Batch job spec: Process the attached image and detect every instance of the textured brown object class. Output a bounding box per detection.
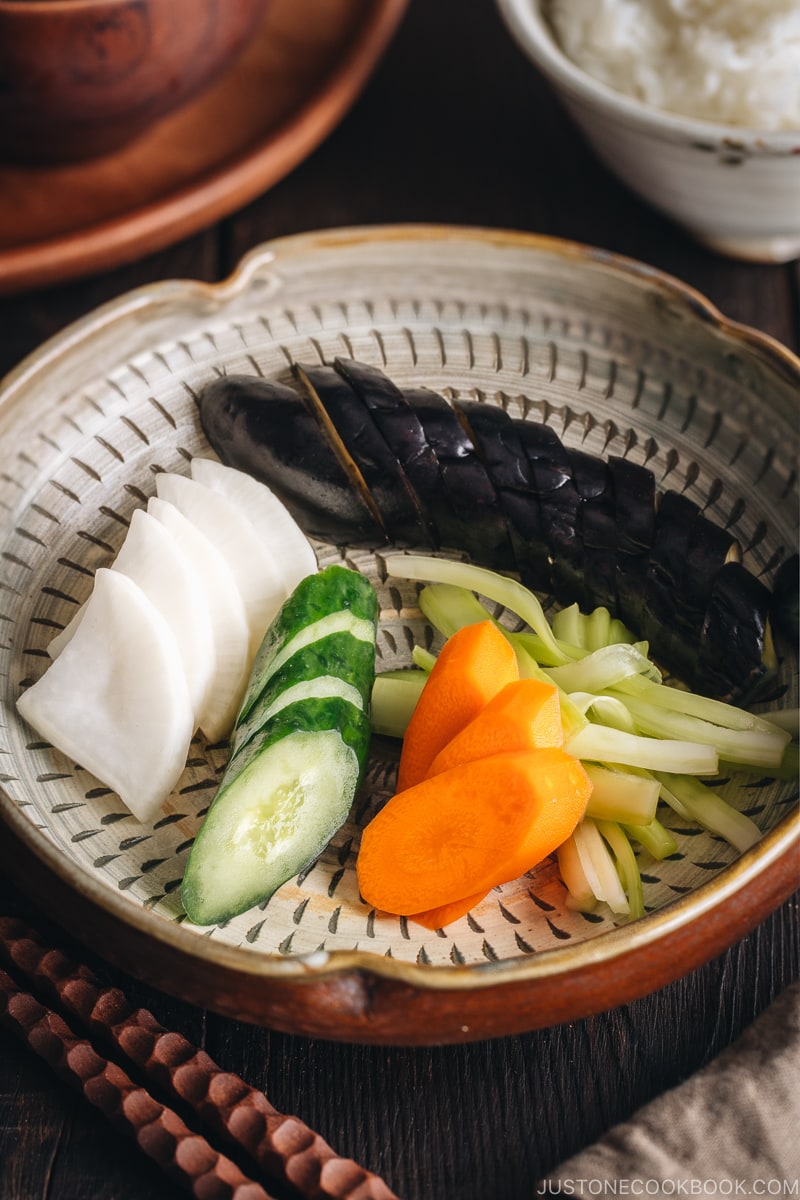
[0,0,408,292]
[0,0,270,163]
[0,918,398,1200]
[0,964,271,1200]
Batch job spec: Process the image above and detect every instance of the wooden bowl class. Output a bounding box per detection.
[0,0,271,163]
[0,226,797,1043]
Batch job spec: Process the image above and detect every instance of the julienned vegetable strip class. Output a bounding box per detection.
[384,553,570,664]
[595,821,645,920]
[565,724,718,775]
[545,643,660,694]
[655,773,761,853]
[609,691,789,768]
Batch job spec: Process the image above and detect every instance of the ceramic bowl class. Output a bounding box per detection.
[496,0,800,263]
[0,0,271,164]
[0,226,797,1044]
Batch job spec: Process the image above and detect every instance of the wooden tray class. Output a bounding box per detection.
[0,0,407,295]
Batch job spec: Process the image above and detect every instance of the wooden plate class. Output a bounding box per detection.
[0,226,797,1044]
[0,0,407,295]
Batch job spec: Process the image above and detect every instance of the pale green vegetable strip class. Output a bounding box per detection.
[720,741,799,781]
[566,725,718,775]
[546,643,660,694]
[507,629,586,667]
[586,606,611,651]
[556,835,598,912]
[623,819,679,860]
[572,818,630,914]
[420,583,584,665]
[384,554,570,664]
[418,583,494,639]
[552,603,586,649]
[612,692,789,768]
[655,773,761,853]
[411,645,437,672]
[608,616,636,645]
[759,708,799,735]
[583,763,660,825]
[614,674,789,734]
[568,693,638,733]
[596,820,645,920]
[370,671,428,738]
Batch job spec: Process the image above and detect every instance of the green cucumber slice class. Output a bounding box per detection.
[232,630,375,757]
[237,564,378,721]
[181,565,378,925]
[182,697,370,925]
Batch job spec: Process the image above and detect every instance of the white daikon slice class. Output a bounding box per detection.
[190,457,317,593]
[49,509,215,727]
[17,568,194,822]
[148,496,250,741]
[155,471,288,657]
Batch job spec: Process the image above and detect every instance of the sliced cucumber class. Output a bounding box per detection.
[181,565,378,925]
[237,564,378,722]
[232,630,376,756]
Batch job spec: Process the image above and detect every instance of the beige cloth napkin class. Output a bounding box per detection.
[540,983,800,1197]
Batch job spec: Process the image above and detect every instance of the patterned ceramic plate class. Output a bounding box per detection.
[1,227,797,1043]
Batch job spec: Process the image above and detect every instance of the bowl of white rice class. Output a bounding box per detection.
[497,0,800,262]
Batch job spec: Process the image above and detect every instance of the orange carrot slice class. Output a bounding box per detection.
[396,620,518,791]
[357,749,591,915]
[426,678,562,778]
[409,889,488,931]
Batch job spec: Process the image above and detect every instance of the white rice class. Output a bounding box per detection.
[546,0,800,131]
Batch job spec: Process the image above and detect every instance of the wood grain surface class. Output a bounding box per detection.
[0,1,798,1197]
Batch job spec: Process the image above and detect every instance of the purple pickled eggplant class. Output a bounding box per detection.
[197,361,791,705]
[514,419,583,606]
[197,374,386,546]
[567,448,617,615]
[332,358,440,547]
[294,363,433,548]
[641,491,702,678]
[676,515,741,641]
[770,553,799,645]
[607,456,656,630]
[404,387,515,569]
[453,400,550,589]
[695,562,775,703]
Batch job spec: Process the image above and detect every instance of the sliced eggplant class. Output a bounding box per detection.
[676,514,741,641]
[640,490,702,676]
[332,357,440,547]
[404,387,516,569]
[453,400,550,589]
[295,363,431,548]
[198,374,386,547]
[770,553,799,645]
[513,419,583,606]
[694,562,775,703]
[607,456,656,630]
[567,448,617,615]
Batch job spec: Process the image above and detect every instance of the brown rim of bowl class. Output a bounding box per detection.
[1,223,798,1003]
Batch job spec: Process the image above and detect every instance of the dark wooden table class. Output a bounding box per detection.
[1,2,797,1198]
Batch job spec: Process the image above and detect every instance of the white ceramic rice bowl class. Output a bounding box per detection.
[497,0,800,263]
